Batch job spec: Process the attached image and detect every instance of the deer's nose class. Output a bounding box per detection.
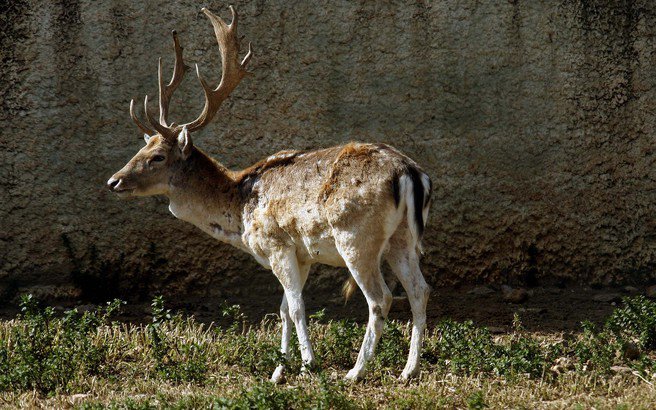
[107,177,120,191]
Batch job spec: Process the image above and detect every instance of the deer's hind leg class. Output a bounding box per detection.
[333,229,393,381]
[385,223,431,379]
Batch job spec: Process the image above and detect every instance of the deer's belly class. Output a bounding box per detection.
[298,237,346,267]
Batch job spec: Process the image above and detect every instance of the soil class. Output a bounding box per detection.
[0,282,636,335]
[190,284,628,333]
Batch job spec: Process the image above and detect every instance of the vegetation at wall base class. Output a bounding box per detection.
[0,295,655,408]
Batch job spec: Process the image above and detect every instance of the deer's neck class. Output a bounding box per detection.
[167,148,244,246]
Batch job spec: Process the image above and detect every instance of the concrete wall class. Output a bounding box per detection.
[2,0,656,304]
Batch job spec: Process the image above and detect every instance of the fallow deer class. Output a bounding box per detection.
[107,6,432,382]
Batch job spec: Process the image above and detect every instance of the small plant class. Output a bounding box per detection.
[315,372,354,409]
[212,304,284,377]
[372,321,409,370]
[216,326,284,377]
[423,319,498,375]
[423,317,558,378]
[312,319,364,369]
[573,321,618,372]
[571,296,656,374]
[386,386,452,410]
[467,390,488,409]
[211,377,354,410]
[213,382,310,410]
[309,308,327,322]
[221,303,247,332]
[606,296,656,350]
[0,295,122,394]
[147,296,208,383]
[499,315,559,377]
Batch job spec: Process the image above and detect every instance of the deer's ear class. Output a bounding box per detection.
[144,133,152,144]
[177,127,193,160]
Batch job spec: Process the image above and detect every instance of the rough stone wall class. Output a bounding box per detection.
[2,0,656,304]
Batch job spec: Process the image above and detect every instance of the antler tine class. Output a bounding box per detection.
[158,30,187,127]
[241,42,253,70]
[182,6,252,133]
[228,5,237,30]
[144,95,174,138]
[130,99,155,136]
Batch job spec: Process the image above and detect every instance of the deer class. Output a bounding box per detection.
[107,6,432,382]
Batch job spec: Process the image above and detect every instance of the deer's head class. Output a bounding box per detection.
[107,6,252,198]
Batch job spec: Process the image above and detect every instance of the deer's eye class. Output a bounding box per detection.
[151,155,166,163]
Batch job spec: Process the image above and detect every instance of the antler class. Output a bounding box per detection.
[181,6,253,132]
[130,99,154,135]
[158,30,187,127]
[128,6,252,140]
[129,30,186,138]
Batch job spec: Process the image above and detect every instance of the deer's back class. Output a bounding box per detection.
[237,142,422,265]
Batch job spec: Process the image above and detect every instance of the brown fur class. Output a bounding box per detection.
[320,142,379,202]
[235,150,304,184]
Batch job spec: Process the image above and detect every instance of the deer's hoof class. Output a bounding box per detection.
[344,367,363,382]
[400,366,419,381]
[270,365,285,384]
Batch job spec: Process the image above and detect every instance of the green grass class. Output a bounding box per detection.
[1,295,655,408]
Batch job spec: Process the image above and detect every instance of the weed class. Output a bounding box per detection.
[424,318,559,378]
[423,319,498,374]
[573,321,618,372]
[466,390,488,409]
[311,319,363,369]
[213,305,283,377]
[146,296,208,383]
[573,296,656,373]
[211,377,354,410]
[385,386,452,409]
[371,321,409,371]
[0,295,122,394]
[309,308,327,322]
[2,295,656,407]
[221,303,247,332]
[213,382,312,409]
[500,316,560,377]
[606,295,656,350]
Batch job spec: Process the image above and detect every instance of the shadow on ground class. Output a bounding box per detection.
[1,274,635,334]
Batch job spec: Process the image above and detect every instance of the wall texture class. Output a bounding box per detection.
[2,0,656,304]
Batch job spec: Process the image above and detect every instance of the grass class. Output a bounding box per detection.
[0,295,655,409]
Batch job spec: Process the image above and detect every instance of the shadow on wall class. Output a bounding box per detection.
[61,233,157,303]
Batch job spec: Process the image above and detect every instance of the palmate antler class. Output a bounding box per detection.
[130,6,253,139]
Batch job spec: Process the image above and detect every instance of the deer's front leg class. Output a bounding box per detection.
[271,295,291,383]
[270,251,313,382]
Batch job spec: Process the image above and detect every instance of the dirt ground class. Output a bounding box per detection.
[202,284,628,333]
[1,280,634,335]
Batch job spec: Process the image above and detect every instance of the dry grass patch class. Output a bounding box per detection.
[1,295,655,409]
